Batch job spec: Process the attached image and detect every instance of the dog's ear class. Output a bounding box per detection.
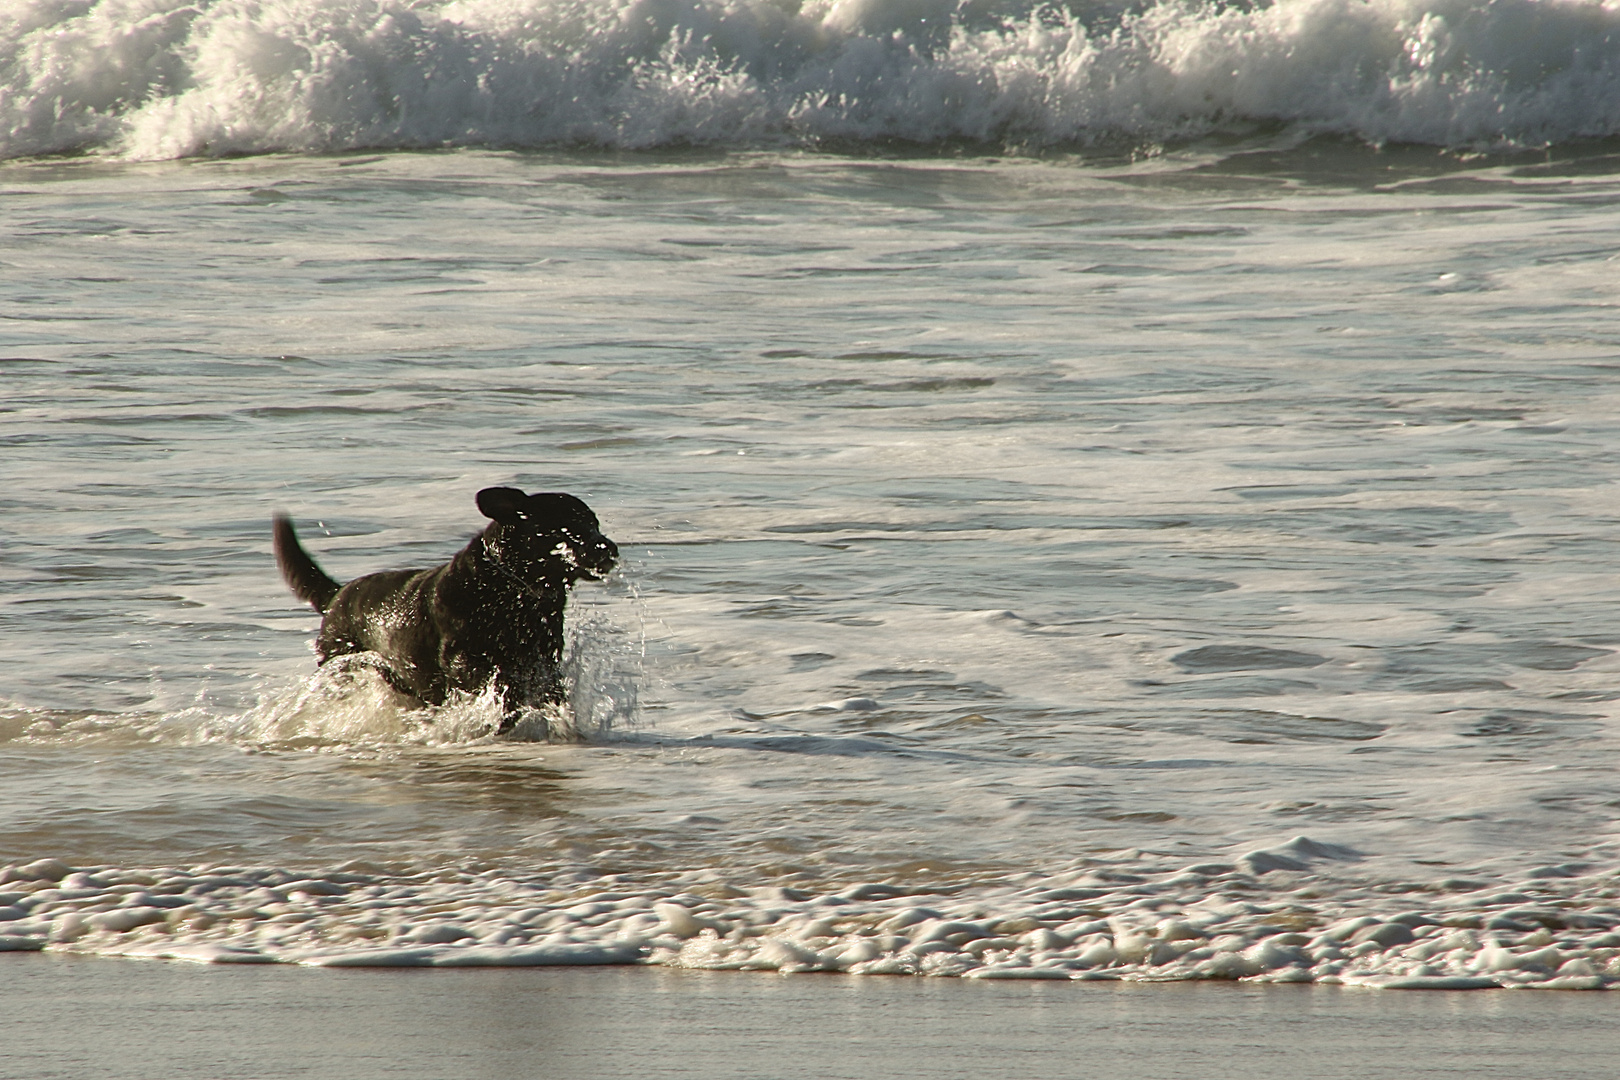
[476,487,530,524]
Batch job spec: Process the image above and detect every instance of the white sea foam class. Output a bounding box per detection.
[6,0,1620,161]
[3,850,1617,987]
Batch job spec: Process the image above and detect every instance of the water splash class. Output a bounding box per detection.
[220,657,508,747]
[553,576,647,742]
[0,588,645,749]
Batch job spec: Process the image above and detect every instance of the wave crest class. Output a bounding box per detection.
[6,0,1620,159]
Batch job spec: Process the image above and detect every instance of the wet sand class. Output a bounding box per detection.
[4,955,1616,1080]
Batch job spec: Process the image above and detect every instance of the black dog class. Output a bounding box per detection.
[273,487,617,732]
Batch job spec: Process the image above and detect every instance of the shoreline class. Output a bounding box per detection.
[7,953,1620,1080]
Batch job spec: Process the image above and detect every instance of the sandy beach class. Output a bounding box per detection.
[5,955,1617,1080]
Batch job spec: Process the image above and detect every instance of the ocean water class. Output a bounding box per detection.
[3,0,1620,989]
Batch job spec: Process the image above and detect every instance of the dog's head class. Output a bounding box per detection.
[476,487,618,585]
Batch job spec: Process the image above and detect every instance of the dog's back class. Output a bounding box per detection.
[318,563,463,701]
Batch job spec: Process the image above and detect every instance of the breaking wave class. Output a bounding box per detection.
[6,0,1620,160]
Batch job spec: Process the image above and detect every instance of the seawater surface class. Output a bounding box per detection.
[5,119,1620,984]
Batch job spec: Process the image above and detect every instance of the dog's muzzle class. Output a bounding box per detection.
[577,534,618,579]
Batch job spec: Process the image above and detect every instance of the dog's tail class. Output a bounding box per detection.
[272,515,342,613]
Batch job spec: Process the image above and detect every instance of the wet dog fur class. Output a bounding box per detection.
[273,487,617,732]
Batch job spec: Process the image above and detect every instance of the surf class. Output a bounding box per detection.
[7,0,1620,161]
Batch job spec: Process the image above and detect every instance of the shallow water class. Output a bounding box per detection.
[5,23,1620,985]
